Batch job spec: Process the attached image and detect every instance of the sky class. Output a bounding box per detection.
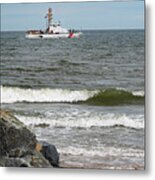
[1,1,144,31]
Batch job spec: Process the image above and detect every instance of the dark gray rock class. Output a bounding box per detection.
[0,152,51,168]
[39,141,59,167]
[0,110,52,167]
[0,157,29,167]
[0,110,37,156]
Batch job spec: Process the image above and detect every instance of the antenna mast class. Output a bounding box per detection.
[47,8,52,27]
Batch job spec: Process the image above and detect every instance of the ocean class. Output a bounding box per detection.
[1,30,145,170]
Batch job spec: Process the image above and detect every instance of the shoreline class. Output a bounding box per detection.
[59,154,144,170]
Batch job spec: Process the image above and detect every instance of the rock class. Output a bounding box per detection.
[38,141,59,167]
[28,151,52,167]
[0,110,37,156]
[0,110,53,167]
[0,152,51,167]
[0,156,29,167]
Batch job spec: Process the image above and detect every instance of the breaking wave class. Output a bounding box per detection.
[1,86,96,103]
[1,86,144,105]
[15,112,144,129]
[59,146,144,158]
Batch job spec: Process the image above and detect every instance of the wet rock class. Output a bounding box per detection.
[38,141,59,167]
[0,110,52,167]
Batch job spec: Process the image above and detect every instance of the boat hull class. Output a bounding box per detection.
[25,32,82,39]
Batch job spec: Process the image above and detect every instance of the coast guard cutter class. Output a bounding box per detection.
[26,8,82,39]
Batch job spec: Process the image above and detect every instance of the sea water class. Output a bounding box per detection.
[1,30,145,169]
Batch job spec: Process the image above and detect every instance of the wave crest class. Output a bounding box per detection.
[1,86,144,105]
[1,86,97,103]
[83,88,144,106]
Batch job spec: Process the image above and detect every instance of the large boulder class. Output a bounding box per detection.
[0,110,52,167]
[0,110,37,157]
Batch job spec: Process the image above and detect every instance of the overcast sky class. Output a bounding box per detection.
[1,1,144,31]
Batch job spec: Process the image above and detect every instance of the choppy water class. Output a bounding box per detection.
[1,30,145,169]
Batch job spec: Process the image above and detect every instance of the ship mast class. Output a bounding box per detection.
[47,8,52,27]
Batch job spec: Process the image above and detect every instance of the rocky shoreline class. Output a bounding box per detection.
[0,110,59,168]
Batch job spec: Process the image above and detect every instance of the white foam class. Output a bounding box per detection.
[59,146,144,158]
[1,86,97,103]
[15,112,144,129]
[116,87,144,97]
[132,91,145,96]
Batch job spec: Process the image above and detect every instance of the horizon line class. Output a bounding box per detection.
[1,28,144,32]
